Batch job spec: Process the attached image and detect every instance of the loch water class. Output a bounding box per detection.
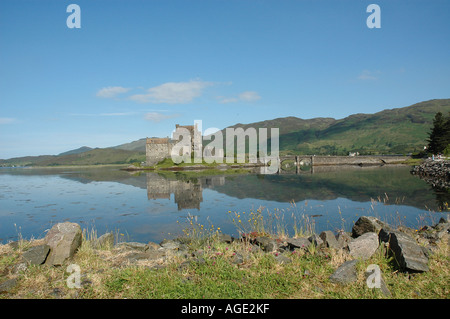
[0,165,448,244]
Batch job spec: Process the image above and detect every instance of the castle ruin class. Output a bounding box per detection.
[146,123,202,166]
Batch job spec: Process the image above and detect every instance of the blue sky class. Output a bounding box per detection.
[0,0,449,158]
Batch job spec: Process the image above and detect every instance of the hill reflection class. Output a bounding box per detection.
[144,166,448,212]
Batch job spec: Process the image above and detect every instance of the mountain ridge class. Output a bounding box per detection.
[1,98,449,166]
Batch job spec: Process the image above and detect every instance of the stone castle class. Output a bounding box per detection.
[146,123,202,166]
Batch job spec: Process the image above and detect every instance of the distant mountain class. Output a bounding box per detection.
[58,146,93,156]
[217,98,450,155]
[1,98,449,167]
[112,138,146,152]
[0,148,145,167]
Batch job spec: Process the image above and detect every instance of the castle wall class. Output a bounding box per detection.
[146,138,173,166]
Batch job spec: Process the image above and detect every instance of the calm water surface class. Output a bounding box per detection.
[0,165,448,244]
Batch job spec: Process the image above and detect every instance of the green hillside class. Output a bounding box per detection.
[0,148,145,167]
[1,98,449,167]
[221,99,450,156]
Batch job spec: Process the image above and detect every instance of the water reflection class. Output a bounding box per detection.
[1,166,449,244]
[143,166,449,213]
[146,173,225,210]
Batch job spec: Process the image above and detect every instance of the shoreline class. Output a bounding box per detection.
[1,215,448,299]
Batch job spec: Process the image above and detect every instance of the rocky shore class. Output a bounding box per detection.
[411,159,450,189]
[1,214,449,297]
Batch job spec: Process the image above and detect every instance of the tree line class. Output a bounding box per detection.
[427,112,450,155]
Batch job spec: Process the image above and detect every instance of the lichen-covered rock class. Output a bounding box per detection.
[348,232,379,260]
[44,222,82,266]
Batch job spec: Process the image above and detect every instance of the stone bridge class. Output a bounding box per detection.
[277,155,410,174]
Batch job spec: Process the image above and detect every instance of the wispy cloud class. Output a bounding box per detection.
[96,86,131,98]
[69,112,136,117]
[0,117,15,124]
[218,91,261,104]
[238,91,261,102]
[100,112,136,116]
[357,70,380,81]
[144,112,181,123]
[129,80,213,104]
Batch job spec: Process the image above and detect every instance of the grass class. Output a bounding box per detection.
[1,234,447,299]
[1,211,449,299]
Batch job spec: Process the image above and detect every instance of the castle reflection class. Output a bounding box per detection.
[146,173,225,210]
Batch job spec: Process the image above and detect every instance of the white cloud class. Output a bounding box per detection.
[129,80,213,104]
[218,91,261,104]
[0,117,15,124]
[357,70,380,81]
[238,91,261,102]
[96,86,131,98]
[218,97,239,104]
[144,112,180,123]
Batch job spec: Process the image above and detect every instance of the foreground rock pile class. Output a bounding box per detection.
[1,216,449,296]
[411,159,450,189]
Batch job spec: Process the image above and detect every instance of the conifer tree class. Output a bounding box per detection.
[427,112,450,154]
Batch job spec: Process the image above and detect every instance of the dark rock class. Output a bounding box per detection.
[385,230,429,272]
[22,244,50,265]
[336,231,352,249]
[308,234,324,248]
[329,260,358,285]
[411,160,450,189]
[352,216,390,237]
[254,236,278,252]
[286,237,310,250]
[217,234,234,243]
[319,231,339,249]
[438,215,449,224]
[0,278,18,293]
